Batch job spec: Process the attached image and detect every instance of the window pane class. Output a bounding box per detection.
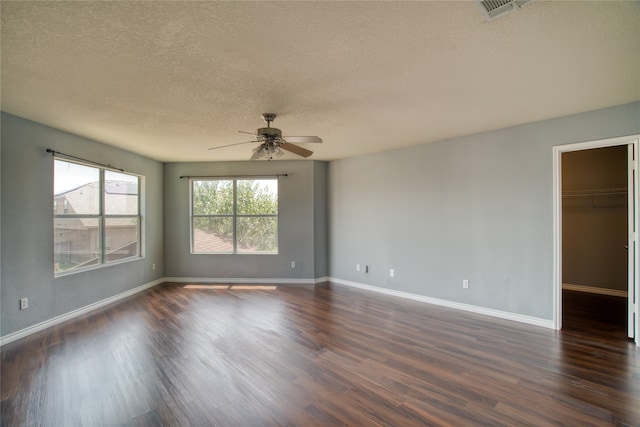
[237,216,277,253]
[54,160,100,215]
[237,180,278,215]
[105,171,139,215]
[54,217,100,272]
[193,217,233,252]
[105,217,139,261]
[192,180,233,215]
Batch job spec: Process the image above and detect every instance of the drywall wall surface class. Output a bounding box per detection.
[163,160,324,280]
[1,113,164,337]
[562,146,628,291]
[313,161,329,278]
[328,102,640,320]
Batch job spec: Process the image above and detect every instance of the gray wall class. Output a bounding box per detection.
[328,102,640,320]
[313,161,328,278]
[163,160,326,280]
[2,102,638,336]
[1,113,164,337]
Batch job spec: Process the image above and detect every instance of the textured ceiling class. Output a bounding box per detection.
[2,1,639,162]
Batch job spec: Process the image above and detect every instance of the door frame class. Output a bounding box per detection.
[553,134,640,343]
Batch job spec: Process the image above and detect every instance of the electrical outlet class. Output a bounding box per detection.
[291,261,296,269]
[365,265,369,273]
[389,269,395,278]
[20,297,28,310]
[152,263,156,271]
[463,279,469,289]
[356,264,361,272]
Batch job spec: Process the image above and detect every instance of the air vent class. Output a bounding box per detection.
[477,0,533,21]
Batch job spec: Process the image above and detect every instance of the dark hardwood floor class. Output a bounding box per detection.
[562,289,628,339]
[2,282,640,426]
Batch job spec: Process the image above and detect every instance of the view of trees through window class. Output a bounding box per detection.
[192,179,278,253]
[53,159,140,274]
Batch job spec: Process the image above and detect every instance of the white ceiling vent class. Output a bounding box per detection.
[477,0,534,21]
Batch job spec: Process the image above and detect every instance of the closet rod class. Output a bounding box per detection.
[562,187,627,197]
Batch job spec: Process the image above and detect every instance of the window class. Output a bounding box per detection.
[191,178,278,254]
[53,160,141,275]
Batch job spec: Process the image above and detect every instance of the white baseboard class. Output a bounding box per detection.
[562,283,628,298]
[164,276,319,285]
[0,279,164,347]
[329,277,555,329]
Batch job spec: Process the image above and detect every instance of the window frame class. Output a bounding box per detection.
[53,159,142,277]
[190,177,279,254]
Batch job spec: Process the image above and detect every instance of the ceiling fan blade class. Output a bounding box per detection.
[280,142,313,158]
[208,141,257,150]
[238,130,256,136]
[282,136,322,144]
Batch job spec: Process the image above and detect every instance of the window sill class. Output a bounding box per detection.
[54,256,143,278]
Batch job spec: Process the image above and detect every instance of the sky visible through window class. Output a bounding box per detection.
[252,179,277,196]
[54,160,137,194]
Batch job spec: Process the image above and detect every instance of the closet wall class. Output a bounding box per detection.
[562,146,628,293]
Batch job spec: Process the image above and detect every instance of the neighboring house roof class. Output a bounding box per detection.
[192,229,264,253]
[54,180,138,228]
[193,228,233,252]
[105,180,138,196]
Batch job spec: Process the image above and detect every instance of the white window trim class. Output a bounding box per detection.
[189,177,279,255]
[53,159,143,277]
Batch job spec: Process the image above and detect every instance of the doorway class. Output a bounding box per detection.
[553,135,640,343]
[562,146,628,337]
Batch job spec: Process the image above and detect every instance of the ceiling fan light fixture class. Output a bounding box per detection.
[252,142,284,160]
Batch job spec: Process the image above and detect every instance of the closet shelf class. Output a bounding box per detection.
[562,187,627,198]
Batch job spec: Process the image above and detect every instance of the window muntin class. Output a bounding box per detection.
[191,178,278,254]
[53,160,141,275]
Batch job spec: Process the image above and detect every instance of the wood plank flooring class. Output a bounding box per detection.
[562,289,628,339]
[2,282,640,426]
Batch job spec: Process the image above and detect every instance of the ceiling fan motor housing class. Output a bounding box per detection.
[256,127,282,138]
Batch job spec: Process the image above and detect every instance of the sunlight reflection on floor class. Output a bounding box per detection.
[183,284,277,290]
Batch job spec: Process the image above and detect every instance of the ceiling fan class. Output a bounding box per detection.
[209,113,322,160]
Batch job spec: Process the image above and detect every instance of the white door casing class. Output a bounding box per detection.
[628,143,637,339]
[553,135,640,343]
